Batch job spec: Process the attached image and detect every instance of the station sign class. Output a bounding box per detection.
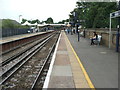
[110,10,120,18]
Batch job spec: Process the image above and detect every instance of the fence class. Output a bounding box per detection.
[2,28,32,37]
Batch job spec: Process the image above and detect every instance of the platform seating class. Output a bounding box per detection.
[93,35,102,45]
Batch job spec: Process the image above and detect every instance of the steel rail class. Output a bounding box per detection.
[1,33,55,77]
[30,33,59,90]
[1,32,54,66]
[0,33,56,85]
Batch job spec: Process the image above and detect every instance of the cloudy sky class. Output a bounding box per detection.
[0,0,78,23]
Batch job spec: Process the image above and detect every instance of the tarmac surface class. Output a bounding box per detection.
[66,32,118,88]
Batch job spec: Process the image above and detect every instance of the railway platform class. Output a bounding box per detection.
[43,30,118,89]
[43,31,94,88]
[0,31,52,44]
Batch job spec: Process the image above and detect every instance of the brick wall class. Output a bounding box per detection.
[80,28,120,49]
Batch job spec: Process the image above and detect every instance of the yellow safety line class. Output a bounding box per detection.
[65,33,95,90]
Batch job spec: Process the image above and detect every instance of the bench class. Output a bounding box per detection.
[93,35,102,45]
[80,31,84,36]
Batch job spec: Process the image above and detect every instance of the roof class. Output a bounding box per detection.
[37,24,66,27]
[22,21,37,26]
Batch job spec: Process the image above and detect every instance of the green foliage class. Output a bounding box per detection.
[2,19,29,29]
[0,19,2,29]
[58,19,69,24]
[21,18,27,24]
[2,19,20,29]
[45,17,54,24]
[21,19,40,24]
[71,2,117,28]
[36,19,41,24]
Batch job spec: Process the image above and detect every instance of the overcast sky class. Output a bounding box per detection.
[0,0,78,23]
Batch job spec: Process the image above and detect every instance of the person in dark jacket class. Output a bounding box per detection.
[90,32,98,45]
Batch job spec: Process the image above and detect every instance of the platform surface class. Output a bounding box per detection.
[66,32,118,88]
[44,30,118,89]
[44,31,93,88]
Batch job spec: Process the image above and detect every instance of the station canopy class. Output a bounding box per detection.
[22,21,37,26]
[37,24,66,27]
[22,21,66,27]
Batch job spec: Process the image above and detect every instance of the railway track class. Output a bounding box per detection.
[1,31,53,55]
[1,32,54,65]
[0,32,56,78]
[1,31,60,89]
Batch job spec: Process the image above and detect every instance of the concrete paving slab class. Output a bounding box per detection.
[51,66,73,76]
[56,51,68,54]
[54,54,70,65]
[48,76,75,88]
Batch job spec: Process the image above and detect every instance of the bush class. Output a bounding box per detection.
[2,19,29,30]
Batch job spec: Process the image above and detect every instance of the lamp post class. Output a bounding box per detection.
[73,11,80,42]
[77,3,86,38]
[76,5,86,41]
[19,15,22,23]
[83,9,86,38]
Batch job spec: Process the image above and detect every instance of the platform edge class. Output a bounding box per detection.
[43,32,61,88]
[65,32,95,90]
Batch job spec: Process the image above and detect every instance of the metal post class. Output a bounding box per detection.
[78,30,80,41]
[116,25,119,52]
[83,27,85,38]
[83,9,86,38]
[71,26,73,35]
[76,25,79,41]
[19,15,22,23]
[109,14,112,48]
[116,0,120,52]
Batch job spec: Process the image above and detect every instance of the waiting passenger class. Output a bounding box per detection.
[90,32,98,45]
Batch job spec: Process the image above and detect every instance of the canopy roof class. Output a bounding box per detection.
[22,21,37,26]
[37,24,66,27]
[22,21,66,27]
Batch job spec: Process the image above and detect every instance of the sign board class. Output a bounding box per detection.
[109,9,120,48]
[110,10,120,18]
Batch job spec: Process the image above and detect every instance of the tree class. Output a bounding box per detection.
[45,17,54,24]
[2,19,29,30]
[21,18,27,24]
[2,19,20,29]
[70,2,117,28]
[58,19,69,24]
[36,19,40,24]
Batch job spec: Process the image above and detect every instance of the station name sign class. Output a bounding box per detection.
[110,10,120,18]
